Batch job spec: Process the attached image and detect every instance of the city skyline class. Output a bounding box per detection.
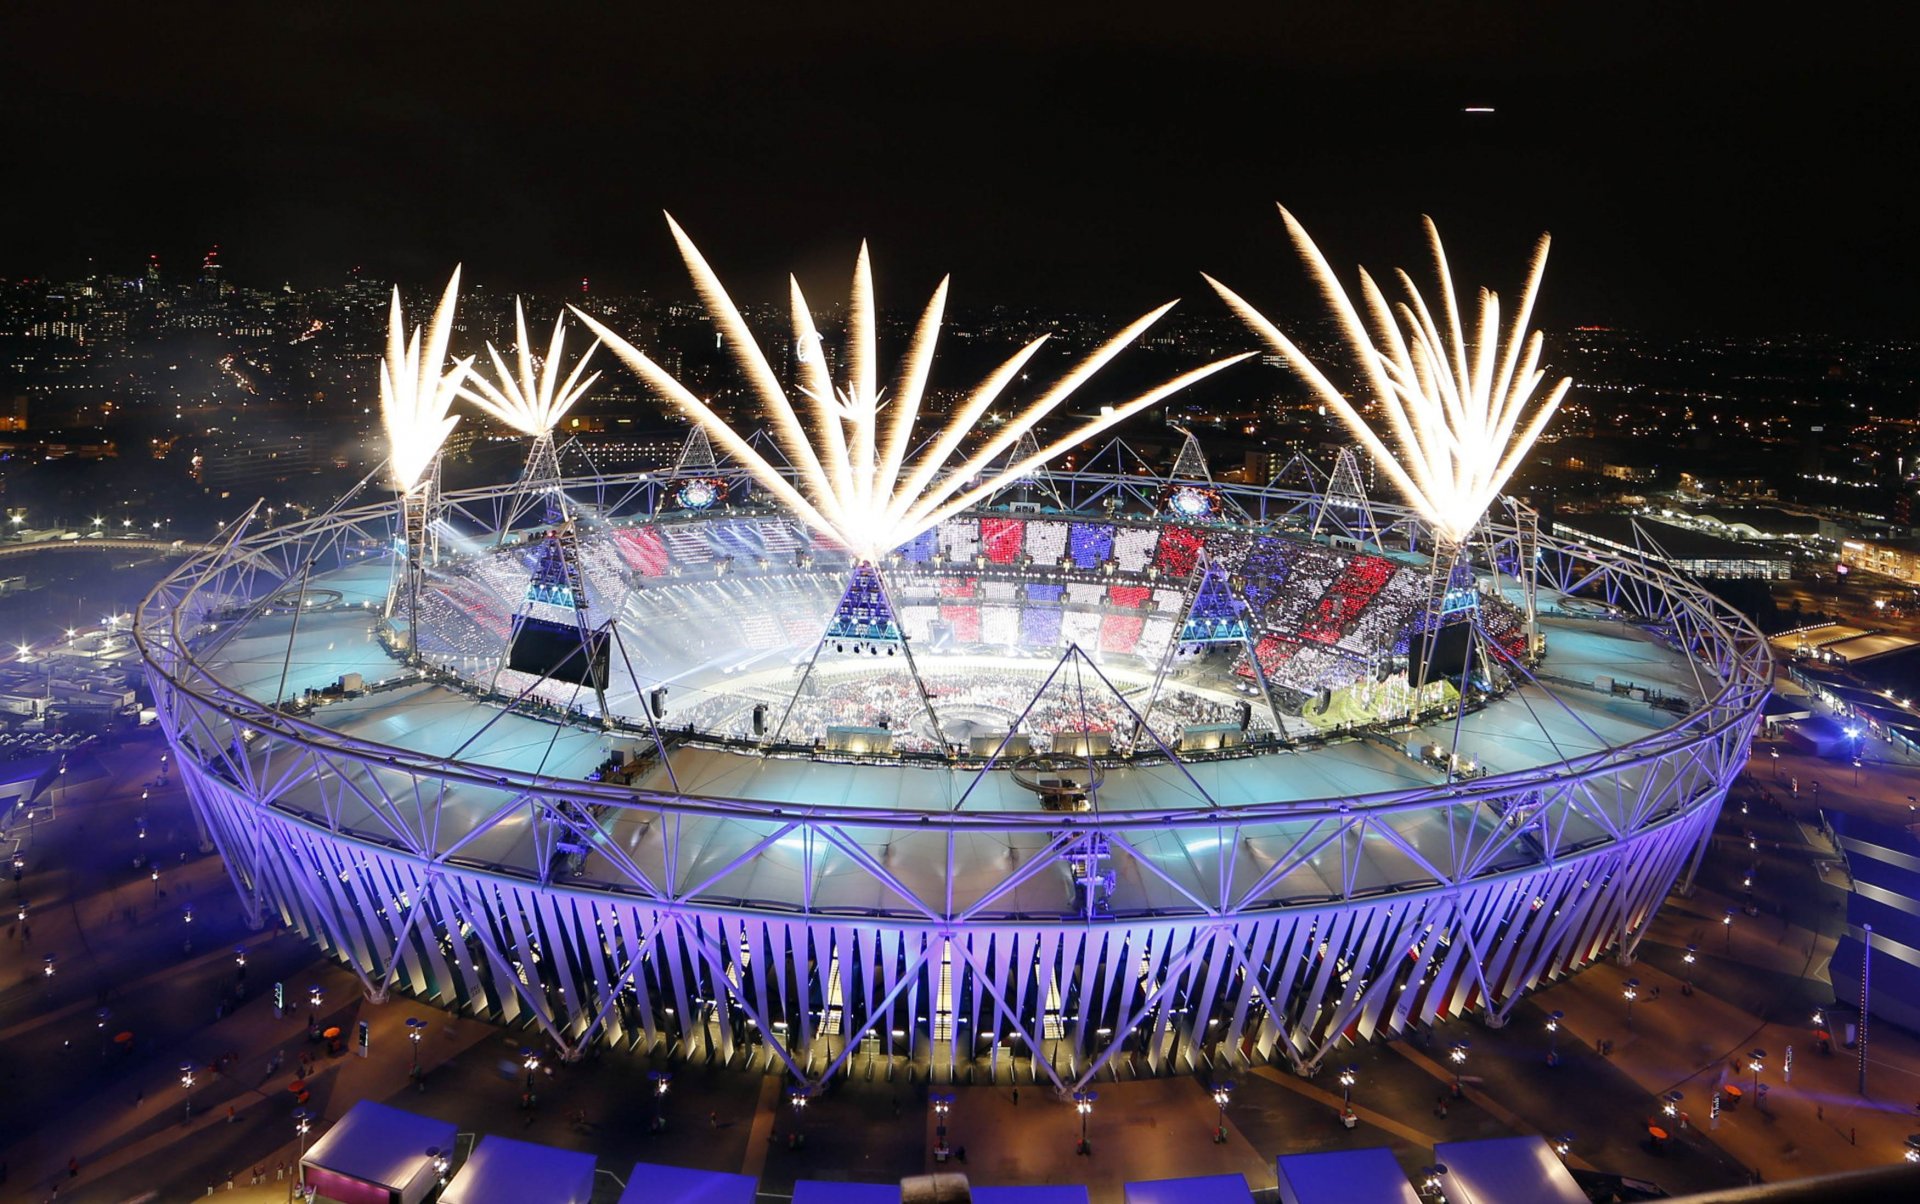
[1,4,1915,335]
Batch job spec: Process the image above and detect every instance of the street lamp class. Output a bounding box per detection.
[649,1070,671,1131]
[932,1092,953,1154]
[180,1060,196,1124]
[151,866,161,898]
[1662,1090,1683,1124]
[427,1146,449,1188]
[1546,1011,1563,1066]
[1770,747,1780,780]
[1623,978,1639,1029]
[291,1107,313,1203]
[789,1085,809,1147]
[309,985,324,1009]
[1724,907,1735,952]
[43,953,55,977]
[1449,1040,1470,1095]
[406,1017,427,1080]
[1211,1081,1233,1143]
[1683,943,1697,968]
[1419,1163,1449,1202]
[1074,1089,1096,1155]
[520,1047,540,1103]
[1338,1064,1357,1107]
[1748,1047,1766,1098]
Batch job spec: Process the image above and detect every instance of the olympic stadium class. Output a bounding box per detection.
[135,217,1770,1096]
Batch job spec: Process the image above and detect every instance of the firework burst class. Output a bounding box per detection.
[573,216,1251,561]
[1207,207,1571,546]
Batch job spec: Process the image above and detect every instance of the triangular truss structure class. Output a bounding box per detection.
[1073,437,1167,515]
[1475,496,1542,658]
[1134,553,1282,747]
[1180,560,1249,643]
[483,442,617,720]
[673,425,717,474]
[384,455,443,664]
[1168,425,1212,483]
[823,561,903,643]
[497,431,570,541]
[1159,425,1251,523]
[1312,445,1384,547]
[985,429,1065,510]
[772,563,946,753]
[1267,451,1323,493]
[494,516,615,720]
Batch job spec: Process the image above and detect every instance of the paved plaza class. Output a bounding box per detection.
[5,726,1920,1202]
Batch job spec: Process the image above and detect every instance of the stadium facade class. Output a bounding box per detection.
[137,461,1767,1093]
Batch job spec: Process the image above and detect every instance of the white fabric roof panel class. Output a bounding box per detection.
[1433,1136,1589,1204]
[1277,1148,1421,1204]
[617,1160,757,1204]
[300,1101,458,1195]
[440,1135,595,1204]
[1123,1172,1255,1204]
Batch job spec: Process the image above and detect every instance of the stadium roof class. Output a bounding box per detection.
[1552,514,1789,563]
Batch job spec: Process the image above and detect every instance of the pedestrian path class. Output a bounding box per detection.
[1537,905,1920,1179]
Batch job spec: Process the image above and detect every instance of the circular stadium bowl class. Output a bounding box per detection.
[136,470,1768,1090]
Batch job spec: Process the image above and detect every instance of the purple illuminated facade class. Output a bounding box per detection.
[136,463,1767,1093]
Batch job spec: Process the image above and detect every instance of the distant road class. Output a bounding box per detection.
[0,536,212,559]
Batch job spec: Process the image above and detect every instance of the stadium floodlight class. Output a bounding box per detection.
[1207,207,1571,548]
[459,299,601,438]
[380,268,473,495]
[574,215,1250,562]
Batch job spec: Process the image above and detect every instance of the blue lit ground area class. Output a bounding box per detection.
[178,516,1712,916]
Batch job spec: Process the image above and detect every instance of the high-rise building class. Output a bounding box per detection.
[198,246,222,299]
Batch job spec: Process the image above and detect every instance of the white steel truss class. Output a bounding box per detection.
[138,471,1767,1091]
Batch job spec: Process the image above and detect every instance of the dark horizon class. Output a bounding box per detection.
[4,3,1915,337]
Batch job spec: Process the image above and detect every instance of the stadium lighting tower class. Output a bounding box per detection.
[458,300,610,712]
[380,269,474,661]
[458,299,601,519]
[1208,209,1570,718]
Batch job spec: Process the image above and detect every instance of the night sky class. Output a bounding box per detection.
[4,2,1914,334]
